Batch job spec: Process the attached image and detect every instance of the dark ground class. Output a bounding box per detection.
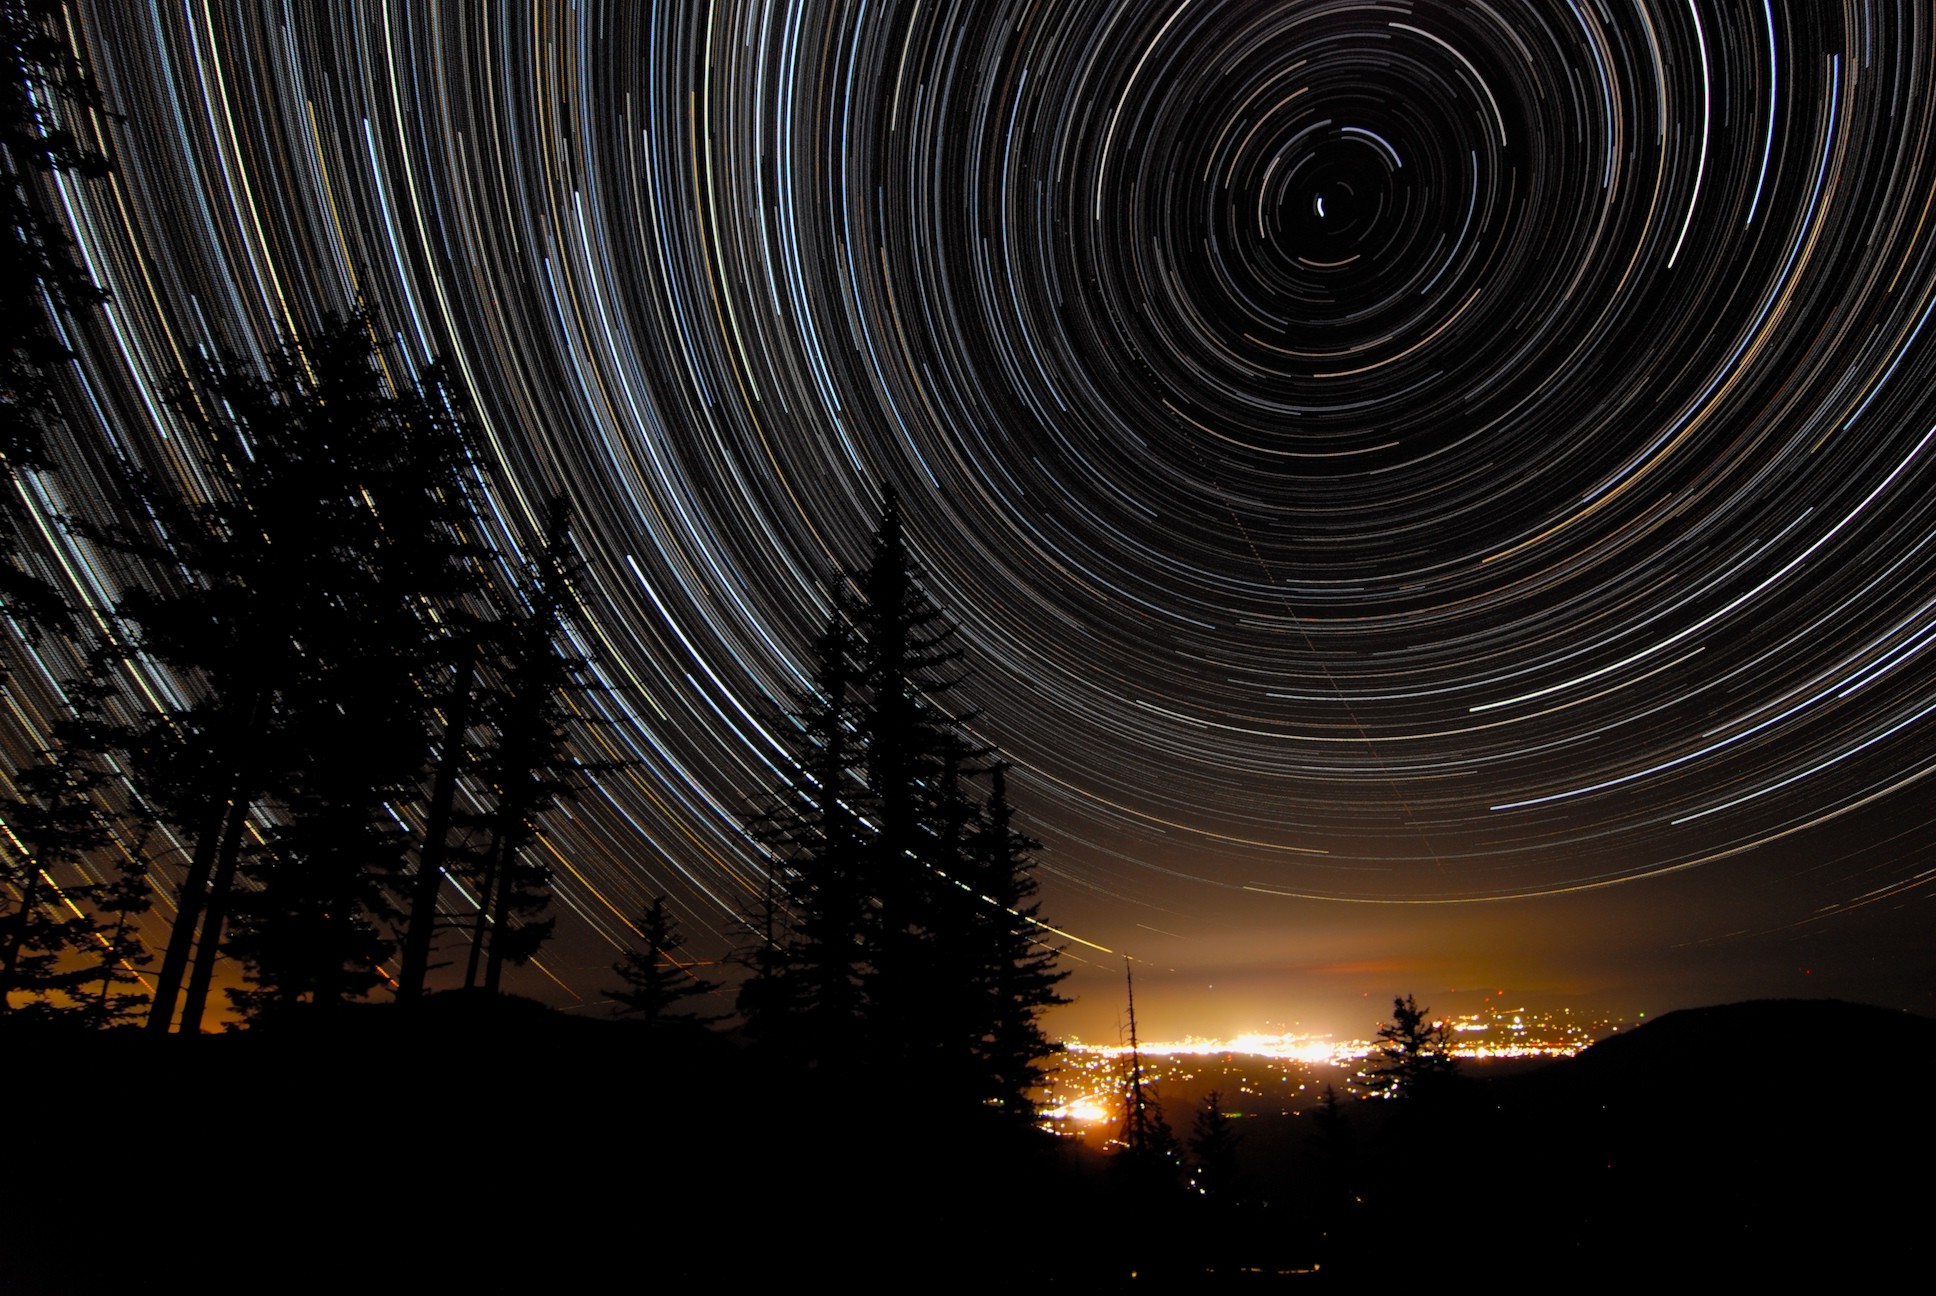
[5,996,1930,1292]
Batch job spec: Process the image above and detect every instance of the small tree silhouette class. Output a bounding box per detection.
[1306,1082,1365,1267]
[1367,994,1457,1101]
[1188,1089,1243,1202]
[610,895,720,1027]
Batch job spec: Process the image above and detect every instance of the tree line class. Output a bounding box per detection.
[2,1,1069,1128]
[0,3,642,1028]
[3,295,608,1029]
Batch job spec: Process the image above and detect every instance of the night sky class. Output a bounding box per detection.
[24,1,1936,1038]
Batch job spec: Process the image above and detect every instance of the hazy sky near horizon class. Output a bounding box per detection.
[30,1,1936,1038]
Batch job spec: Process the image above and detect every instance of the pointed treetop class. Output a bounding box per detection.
[869,483,906,567]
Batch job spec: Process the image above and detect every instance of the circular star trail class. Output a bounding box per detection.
[23,1,1936,997]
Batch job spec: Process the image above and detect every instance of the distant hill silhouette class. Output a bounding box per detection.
[1443,999,1936,1280]
[1554,997,1936,1079]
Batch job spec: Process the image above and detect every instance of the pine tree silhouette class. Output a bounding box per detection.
[740,489,1065,1119]
[609,895,721,1027]
[1188,1089,1242,1202]
[458,495,610,994]
[1368,994,1457,1101]
[742,595,865,1053]
[960,764,1068,1118]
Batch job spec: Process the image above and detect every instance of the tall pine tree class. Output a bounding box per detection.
[741,599,864,1054]
[460,495,604,994]
[962,764,1068,1116]
[740,489,1065,1120]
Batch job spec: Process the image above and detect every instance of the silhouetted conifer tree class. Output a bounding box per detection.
[461,495,606,994]
[845,490,979,1076]
[1309,1082,1352,1161]
[1186,1087,1249,1275]
[393,616,485,1001]
[741,490,1065,1119]
[1109,962,1185,1280]
[1188,1089,1242,1202]
[1368,994,1457,1101]
[399,500,612,999]
[0,3,136,1027]
[1113,962,1180,1190]
[1308,1082,1361,1260]
[742,600,863,1054]
[960,764,1068,1117]
[609,895,720,1026]
[732,863,799,1049]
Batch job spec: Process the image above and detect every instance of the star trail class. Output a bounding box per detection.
[18,0,1936,1030]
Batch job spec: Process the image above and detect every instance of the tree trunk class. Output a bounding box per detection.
[143,794,227,1032]
[0,844,46,1010]
[462,829,501,991]
[148,692,261,1032]
[176,779,252,1033]
[482,825,519,994]
[397,640,477,1000]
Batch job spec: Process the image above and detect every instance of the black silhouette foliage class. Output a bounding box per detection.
[0,666,144,1017]
[0,0,114,637]
[609,894,720,1026]
[96,314,483,1023]
[463,494,610,993]
[739,490,1065,1121]
[1188,1088,1243,1202]
[1368,993,1457,1101]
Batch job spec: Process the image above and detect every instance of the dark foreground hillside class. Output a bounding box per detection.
[1461,998,1936,1277]
[4,993,1103,1293]
[6,996,1929,1291]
